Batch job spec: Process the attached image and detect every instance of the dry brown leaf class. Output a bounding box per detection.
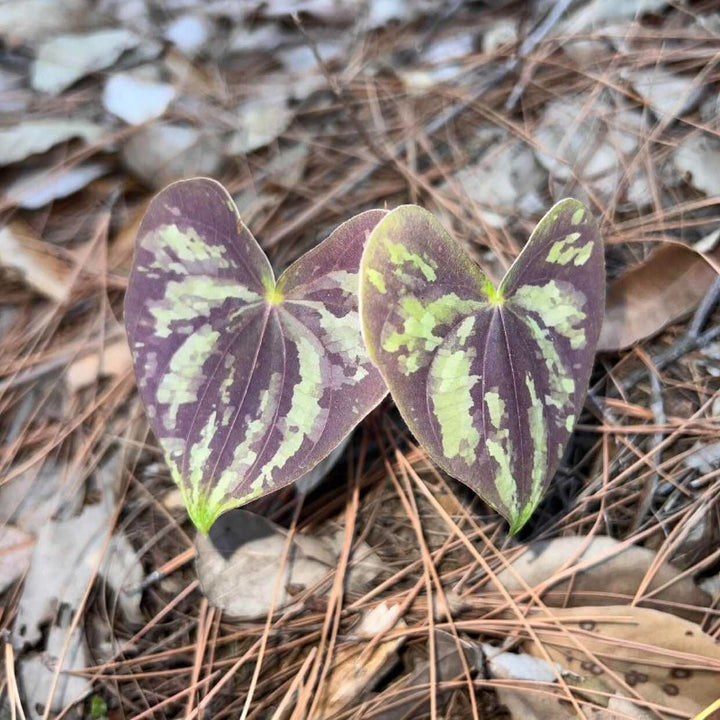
[674,132,720,197]
[629,67,703,120]
[481,640,587,720]
[525,605,720,716]
[66,335,133,391]
[598,243,720,351]
[16,504,114,647]
[19,616,91,719]
[0,220,74,302]
[120,123,223,189]
[0,0,91,44]
[196,509,385,621]
[369,630,480,720]
[31,28,140,95]
[590,694,657,719]
[316,602,406,719]
[4,163,110,209]
[495,535,710,621]
[0,119,104,167]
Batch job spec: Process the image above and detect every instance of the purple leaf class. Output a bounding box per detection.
[360,200,604,532]
[125,178,387,532]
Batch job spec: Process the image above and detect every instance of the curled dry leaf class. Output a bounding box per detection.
[525,605,720,716]
[125,179,388,531]
[360,200,604,531]
[32,28,140,95]
[19,617,91,720]
[4,163,110,209]
[673,131,720,197]
[228,92,294,154]
[629,67,703,121]
[598,242,720,351]
[195,511,333,620]
[0,0,90,44]
[316,602,406,719]
[66,335,133,391]
[103,71,176,125]
[448,138,545,227]
[0,220,74,302]
[121,124,224,189]
[481,640,585,720]
[559,0,668,33]
[534,97,643,203]
[0,119,104,167]
[0,460,84,531]
[495,535,710,622]
[195,509,385,621]
[15,503,127,647]
[163,13,213,57]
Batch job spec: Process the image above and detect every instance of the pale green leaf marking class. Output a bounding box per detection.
[258,327,326,486]
[150,277,262,337]
[511,373,548,532]
[366,268,387,294]
[286,301,370,385]
[518,315,575,416]
[571,207,586,225]
[156,324,219,425]
[386,240,438,281]
[143,224,237,277]
[156,224,231,264]
[484,390,505,430]
[382,294,485,375]
[428,347,480,465]
[512,281,587,350]
[546,232,594,266]
[487,438,517,517]
[213,371,283,495]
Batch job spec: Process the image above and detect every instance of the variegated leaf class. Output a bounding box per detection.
[360,200,604,532]
[125,178,388,532]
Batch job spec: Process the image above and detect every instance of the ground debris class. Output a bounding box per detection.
[2,1,720,717]
[195,509,386,620]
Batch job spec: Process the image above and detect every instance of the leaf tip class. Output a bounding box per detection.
[186,494,225,535]
[506,499,541,535]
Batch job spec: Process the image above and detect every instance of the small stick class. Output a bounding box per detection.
[689,274,720,338]
[631,367,665,532]
[130,546,196,594]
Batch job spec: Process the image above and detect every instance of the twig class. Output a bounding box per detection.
[631,368,665,532]
[689,274,720,338]
[130,546,196,594]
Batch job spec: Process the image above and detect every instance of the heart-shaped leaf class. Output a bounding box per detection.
[125,178,388,532]
[359,200,604,532]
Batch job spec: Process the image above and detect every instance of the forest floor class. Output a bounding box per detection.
[1,0,720,718]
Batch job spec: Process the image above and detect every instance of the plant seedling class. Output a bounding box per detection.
[359,201,604,532]
[124,178,388,533]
